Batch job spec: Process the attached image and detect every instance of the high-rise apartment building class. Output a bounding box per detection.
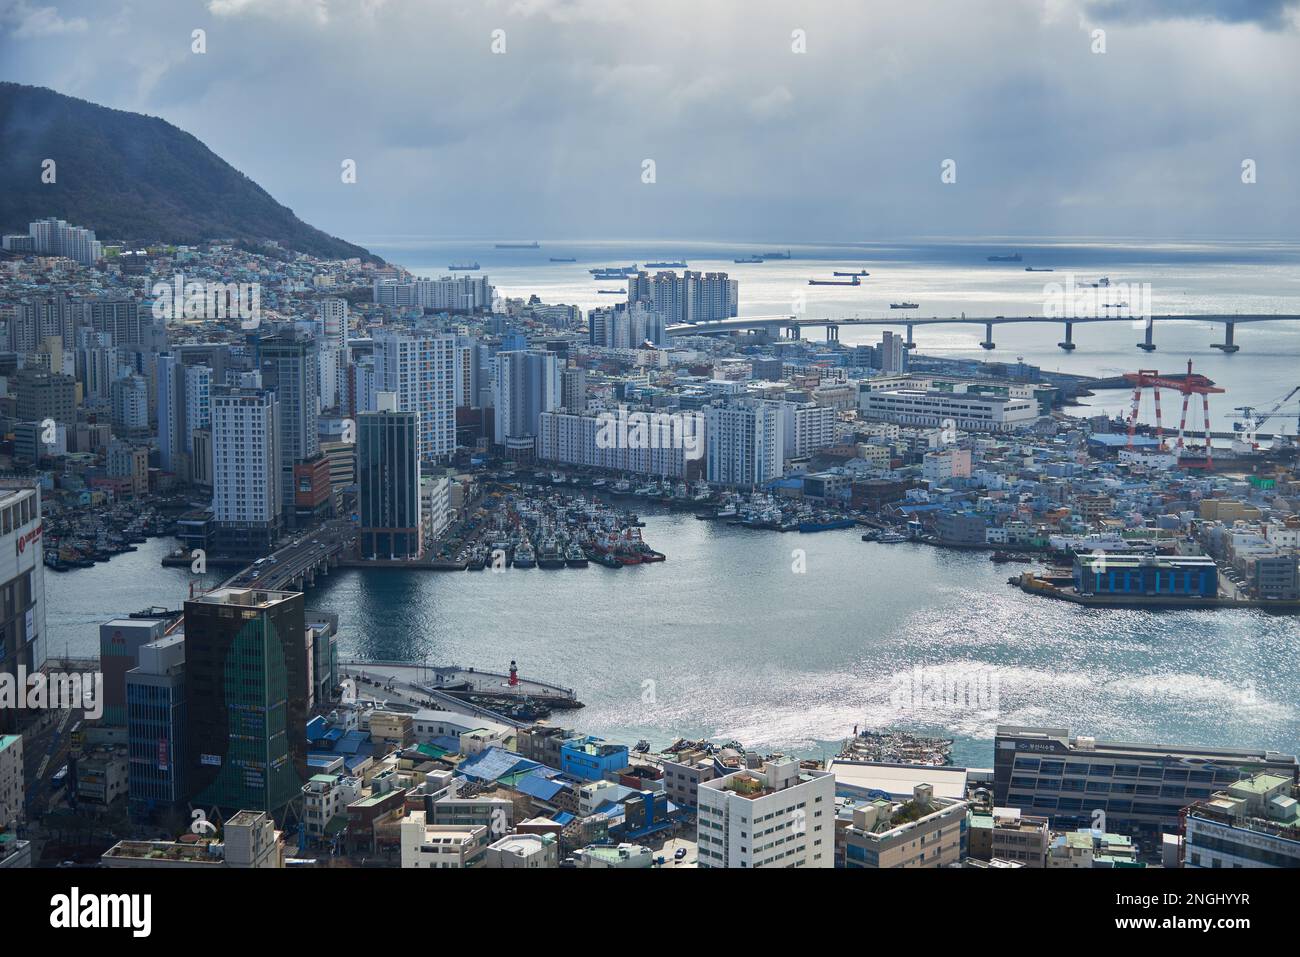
[625,270,738,324]
[211,386,281,555]
[705,400,785,486]
[372,329,457,461]
[493,350,560,455]
[260,331,320,524]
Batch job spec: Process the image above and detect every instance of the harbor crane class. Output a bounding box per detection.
[1233,386,1300,447]
[1124,360,1224,467]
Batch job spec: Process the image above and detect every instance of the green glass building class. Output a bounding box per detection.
[182,587,308,818]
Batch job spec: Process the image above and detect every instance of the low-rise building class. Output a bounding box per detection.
[399,812,488,868]
[485,833,559,868]
[572,842,652,868]
[842,784,969,868]
[1183,772,1300,868]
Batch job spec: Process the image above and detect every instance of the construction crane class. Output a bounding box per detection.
[1233,386,1300,445]
[1124,360,1224,468]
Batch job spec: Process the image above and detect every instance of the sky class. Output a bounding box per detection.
[2,0,1299,245]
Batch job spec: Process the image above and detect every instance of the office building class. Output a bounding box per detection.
[14,366,75,426]
[126,634,187,821]
[859,387,1038,432]
[358,392,423,560]
[993,725,1299,841]
[99,616,168,727]
[183,588,308,816]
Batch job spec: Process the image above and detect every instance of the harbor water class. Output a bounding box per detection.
[44,511,1300,768]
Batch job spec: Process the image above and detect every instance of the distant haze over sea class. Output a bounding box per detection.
[368,238,1300,433]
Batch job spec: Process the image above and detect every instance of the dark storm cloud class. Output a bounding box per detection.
[1,0,1298,242]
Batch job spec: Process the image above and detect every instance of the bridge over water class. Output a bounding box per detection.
[666,314,1298,352]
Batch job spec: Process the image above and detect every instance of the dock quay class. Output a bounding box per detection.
[1013,572,1300,613]
[452,484,664,569]
[838,730,954,766]
[337,658,582,723]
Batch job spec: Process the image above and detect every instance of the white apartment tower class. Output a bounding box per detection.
[705,400,785,486]
[372,329,457,461]
[211,387,282,535]
[696,757,835,868]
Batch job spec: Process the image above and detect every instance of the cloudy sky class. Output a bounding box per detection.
[2,0,1298,244]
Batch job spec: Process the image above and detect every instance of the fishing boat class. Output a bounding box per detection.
[512,540,537,568]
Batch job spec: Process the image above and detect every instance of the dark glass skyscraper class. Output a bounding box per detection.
[182,587,308,818]
[358,392,422,560]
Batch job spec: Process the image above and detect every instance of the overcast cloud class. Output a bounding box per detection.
[2,0,1298,243]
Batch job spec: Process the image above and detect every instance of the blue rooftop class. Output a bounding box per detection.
[457,747,541,783]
